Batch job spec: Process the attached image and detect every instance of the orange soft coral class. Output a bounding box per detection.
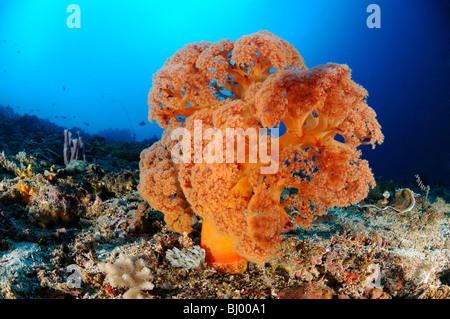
[138,31,383,267]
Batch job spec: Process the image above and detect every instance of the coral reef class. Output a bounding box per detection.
[0,42,448,301]
[0,242,44,298]
[27,184,85,228]
[0,138,449,299]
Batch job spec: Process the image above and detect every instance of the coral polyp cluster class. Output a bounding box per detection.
[139,31,384,265]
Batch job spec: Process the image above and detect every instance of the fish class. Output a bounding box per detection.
[139,121,146,126]
[62,86,66,91]
[62,116,67,119]
[83,122,89,126]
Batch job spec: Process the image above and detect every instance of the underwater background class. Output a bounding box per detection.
[0,0,449,186]
[1,0,450,302]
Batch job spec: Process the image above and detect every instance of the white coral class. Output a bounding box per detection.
[166,245,205,270]
[98,254,154,299]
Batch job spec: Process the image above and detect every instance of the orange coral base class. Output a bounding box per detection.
[200,218,248,274]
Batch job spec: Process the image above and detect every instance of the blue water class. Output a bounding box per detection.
[0,0,449,186]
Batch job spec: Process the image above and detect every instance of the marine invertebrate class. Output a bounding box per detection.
[28,185,85,227]
[98,254,154,299]
[15,151,28,163]
[166,245,205,270]
[17,181,36,204]
[415,174,430,199]
[201,217,248,273]
[355,188,416,213]
[16,163,33,177]
[64,129,86,165]
[139,31,383,269]
[0,151,18,175]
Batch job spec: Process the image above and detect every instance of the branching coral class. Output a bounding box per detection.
[98,254,154,299]
[138,31,383,268]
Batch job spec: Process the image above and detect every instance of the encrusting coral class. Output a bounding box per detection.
[138,31,383,269]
